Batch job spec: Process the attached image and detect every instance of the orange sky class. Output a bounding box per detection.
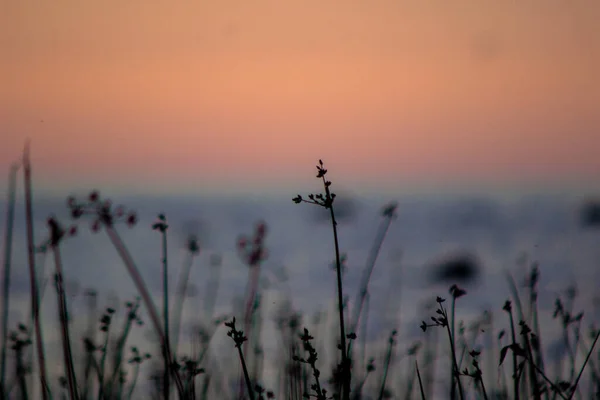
[1,0,599,195]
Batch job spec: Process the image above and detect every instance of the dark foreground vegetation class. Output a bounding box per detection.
[1,145,599,399]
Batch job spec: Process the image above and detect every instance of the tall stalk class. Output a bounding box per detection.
[443,297,465,400]
[293,160,351,400]
[171,251,197,357]
[235,222,268,398]
[104,225,183,396]
[0,163,19,398]
[81,290,98,400]
[376,330,397,400]
[326,183,350,400]
[23,142,50,400]
[350,204,397,336]
[50,239,79,400]
[503,300,520,400]
[153,214,170,400]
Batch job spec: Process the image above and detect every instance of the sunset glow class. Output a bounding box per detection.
[1,1,599,195]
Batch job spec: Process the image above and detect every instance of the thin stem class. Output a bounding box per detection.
[450,296,457,400]
[326,186,350,400]
[52,246,79,400]
[171,252,196,357]
[376,332,396,400]
[478,373,489,400]
[106,302,139,397]
[104,225,184,397]
[331,208,350,398]
[98,320,111,400]
[522,327,540,400]
[350,212,394,335]
[23,142,50,400]
[126,363,140,400]
[0,163,19,398]
[15,345,28,400]
[525,358,568,400]
[82,292,98,400]
[161,227,170,400]
[237,346,255,400]
[440,302,464,400]
[238,264,261,399]
[568,329,600,400]
[416,361,426,400]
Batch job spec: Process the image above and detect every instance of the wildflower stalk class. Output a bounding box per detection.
[294,328,328,400]
[23,142,50,400]
[420,293,465,400]
[236,222,268,398]
[67,192,185,396]
[15,336,29,400]
[81,290,98,400]
[568,329,600,400]
[376,330,397,400]
[519,321,540,400]
[350,203,397,336]
[329,199,350,400]
[293,160,350,400]
[0,163,19,398]
[153,214,170,400]
[171,250,197,357]
[126,362,140,400]
[106,300,141,397]
[503,301,520,400]
[225,318,255,400]
[49,227,79,400]
[104,225,184,396]
[97,309,113,400]
[441,300,465,400]
[416,361,426,400]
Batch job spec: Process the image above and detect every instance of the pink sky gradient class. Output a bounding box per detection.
[1,1,599,196]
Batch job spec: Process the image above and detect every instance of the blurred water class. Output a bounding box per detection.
[1,191,599,398]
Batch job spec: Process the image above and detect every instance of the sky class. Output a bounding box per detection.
[1,0,599,196]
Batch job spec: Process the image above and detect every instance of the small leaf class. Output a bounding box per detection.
[499,345,510,366]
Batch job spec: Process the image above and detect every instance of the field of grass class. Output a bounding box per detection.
[1,146,599,399]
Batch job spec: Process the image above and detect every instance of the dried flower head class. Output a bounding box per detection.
[237,221,269,267]
[66,191,138,232]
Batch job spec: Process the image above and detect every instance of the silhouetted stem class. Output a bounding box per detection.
[568,329,600,400]
[376,332,395,400]
[439,301,464,400]
[103,225,184,397]
[82,292,98,400]
[23,142,50,400]
[237,345,255,400]
[329,202,350,400]
[0,163,19,398]
[450,296,457,400]
[350,212,394,335]
[171,252,196,356]
[97,322,110,400]
[416,361,426,400]
[238,263,261,399]
[126,363,140,400]
[507,310,520,400]
[160,227,170,400]
[52,246,79,400]
[106,302,139,397]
